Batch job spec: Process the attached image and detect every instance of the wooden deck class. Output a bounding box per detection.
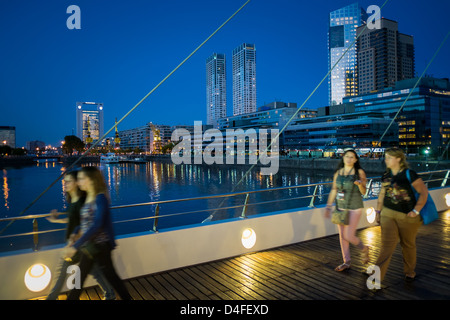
[54,210,450,301]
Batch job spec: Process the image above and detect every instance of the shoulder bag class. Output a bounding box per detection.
[406,169,438,225]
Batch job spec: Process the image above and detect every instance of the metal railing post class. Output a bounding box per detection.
[441,170,450,187]
[364,179,373,199]
[241,193,249,219]
[152,204,160,233]
[32,218,38,251]
[308,185,318,208]
[2,169,450,251]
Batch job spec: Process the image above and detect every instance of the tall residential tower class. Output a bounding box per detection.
[232,43,257,116]
[328,3,367,105]
[206,53,227,126]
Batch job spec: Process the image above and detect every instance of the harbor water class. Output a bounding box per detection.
[0,159,341,252]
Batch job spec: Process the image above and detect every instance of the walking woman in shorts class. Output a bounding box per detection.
[325,149,370,271]
[65,166,131,300]
[375,148,428,282]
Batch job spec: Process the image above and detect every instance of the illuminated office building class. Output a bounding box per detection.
[0,126,16,148]
[232,43,257,116]
[76,102,104,144]
[344,77,450,152]
[328,3,367,105]
[206,53,227,126]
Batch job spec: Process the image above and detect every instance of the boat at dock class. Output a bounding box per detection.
[100,153,120,164]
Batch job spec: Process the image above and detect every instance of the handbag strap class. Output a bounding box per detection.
[405,169,419,202]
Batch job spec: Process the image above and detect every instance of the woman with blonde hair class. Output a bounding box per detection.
[374,148,428,283]
[325,149,370,271]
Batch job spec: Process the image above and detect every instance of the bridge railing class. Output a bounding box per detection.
[0,169,449,252]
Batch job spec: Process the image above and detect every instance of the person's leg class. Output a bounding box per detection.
[345,209,369,263]
[344,209,366,247]
[375,208,400,281]
[46,258,71,300]
[95,245,131,300]
[91,264,116,300]
[397,214,422,278]
[338,223,351,264]
[67,253,95,300]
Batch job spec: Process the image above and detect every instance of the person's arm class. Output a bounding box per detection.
[354,169,367,195]
[324,172,338,218]
[72,194,108,250]
[408,178,428,217]
[376,182,386,224]
[46,209,68,223]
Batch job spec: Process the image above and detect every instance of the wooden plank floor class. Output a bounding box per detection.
[55,210,450,300]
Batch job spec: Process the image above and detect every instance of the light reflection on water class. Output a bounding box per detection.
[0,160,337,252]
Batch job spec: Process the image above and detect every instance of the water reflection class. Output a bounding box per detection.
[0,160,341,251]
[2,170,9,212]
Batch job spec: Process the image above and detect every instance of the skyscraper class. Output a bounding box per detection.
[232,43,257,116]
[206,53,227,126]
[328,3,367,105]
[76,102,104,144]
[357,18,415,95]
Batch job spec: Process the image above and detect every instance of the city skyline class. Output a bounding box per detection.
[1,0,450,147]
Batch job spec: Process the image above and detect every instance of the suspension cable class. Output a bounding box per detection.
[202,0,391,222]
[372,30,450,153]
[0,0,251,235]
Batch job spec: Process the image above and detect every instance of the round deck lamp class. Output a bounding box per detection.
[24,264,51,292]
[366,207,376,224]
[241,228,256,249]
[445,193,450,207]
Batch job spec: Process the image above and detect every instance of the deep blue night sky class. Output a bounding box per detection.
[1,0,449,147]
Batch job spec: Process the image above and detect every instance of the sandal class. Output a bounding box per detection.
[335,263,351,272]
[362,246,370,264]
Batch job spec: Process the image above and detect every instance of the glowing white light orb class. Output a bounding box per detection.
[241,228,256,249]
[366,207,377,224]
[24,264,51,292]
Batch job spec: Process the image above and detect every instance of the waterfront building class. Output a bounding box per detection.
[283,108,398,151]
[357,18,415,95]
[343,77,450,153]
[118,123,198,154]
[0,126,16,148]
[217,102,316,131]
[232,43,257,116]
[328,3,368,105]
[75,102,104,145]
[26,140,45,152]
[206,53,227,126]
[118,125,152,153]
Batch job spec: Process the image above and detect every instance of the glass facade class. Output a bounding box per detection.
[328,3,367,106]
[232,43,257,116]
[343,77,450,153]
[76,102,104,145]
[283,111,397,150]
[206,53,227,126]
[217,102,316,131]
